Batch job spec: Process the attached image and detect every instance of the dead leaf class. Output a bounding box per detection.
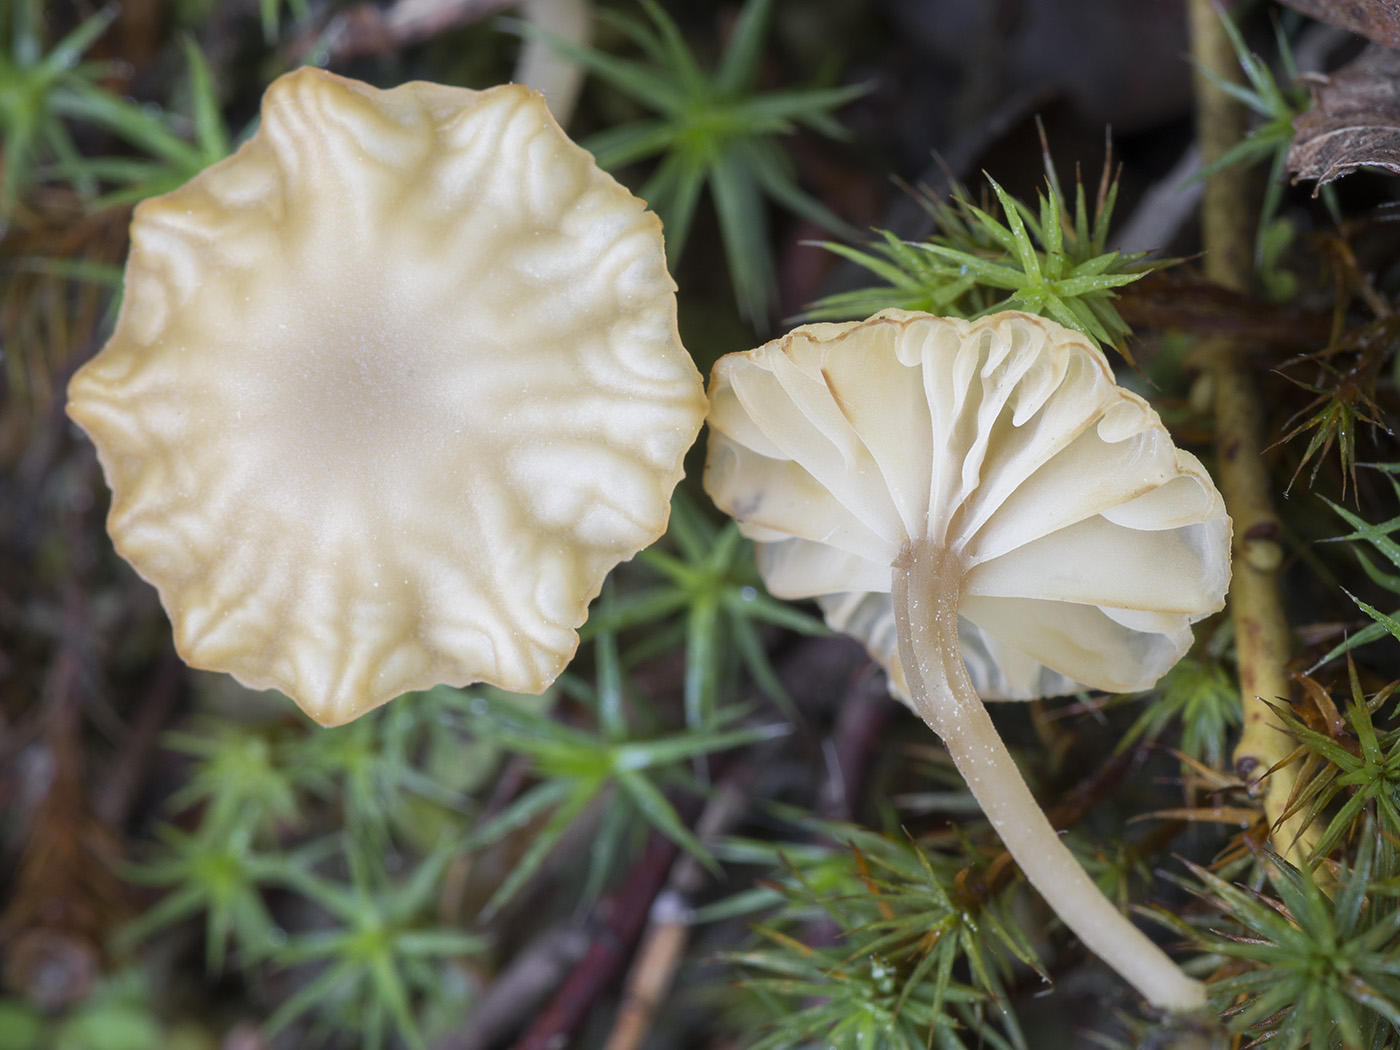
[1276,0,1400,49]
[1287,43,1400,189]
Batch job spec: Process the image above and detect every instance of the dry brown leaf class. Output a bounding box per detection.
[1276,0,1400,49]
[1288,43,1400,189]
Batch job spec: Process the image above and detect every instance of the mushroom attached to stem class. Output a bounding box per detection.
[67,68,706,727]
[704,309,1230,1012]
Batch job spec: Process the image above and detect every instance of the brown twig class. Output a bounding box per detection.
[1186,0,1312,860]
[93,651,184,829]
[288,0,516,64]
[601,775,752,1050]
[430,924,591,1050]
[0,586,126,1009]
[816,662,894,822]
[1116,272,1333,352]
[508,800,698,1050]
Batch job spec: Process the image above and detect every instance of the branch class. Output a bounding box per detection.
[1186,0,1313,860]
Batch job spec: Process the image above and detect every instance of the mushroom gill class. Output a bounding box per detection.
[704,308,1230,1012]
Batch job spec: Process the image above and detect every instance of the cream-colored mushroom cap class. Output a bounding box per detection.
[705,308,1231,702]
[704,308,1229,1012]
[67,67,706,727]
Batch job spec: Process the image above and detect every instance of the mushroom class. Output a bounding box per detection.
[704,308,1229,1012]
[66,67,706,727]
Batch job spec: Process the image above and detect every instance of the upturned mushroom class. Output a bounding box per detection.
[704,308,1230,1012]
[67,68,706,727]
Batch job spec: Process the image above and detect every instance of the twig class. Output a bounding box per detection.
[291,0,516,64]
[1186,0,1312,860]
[601,775,751,1050]
[1116,272,1332,352]
[1111,142,1205,257]
[0,585,125,1010]
[431,924,591,1050]
[93,651,183,828]
[515,0,593,127]
[296,0,593,125]
[507,795,702,1050]
[817,661,893,822]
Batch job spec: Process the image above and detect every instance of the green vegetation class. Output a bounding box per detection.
[4,2,1400,1049]
[521,0,864,326]
[807,161,1162,356]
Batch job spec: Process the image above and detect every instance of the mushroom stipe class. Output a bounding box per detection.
[893,540,1205,1011]
[705,308,1231,1012]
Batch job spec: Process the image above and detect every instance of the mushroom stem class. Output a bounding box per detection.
[892,539,1206,1014]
